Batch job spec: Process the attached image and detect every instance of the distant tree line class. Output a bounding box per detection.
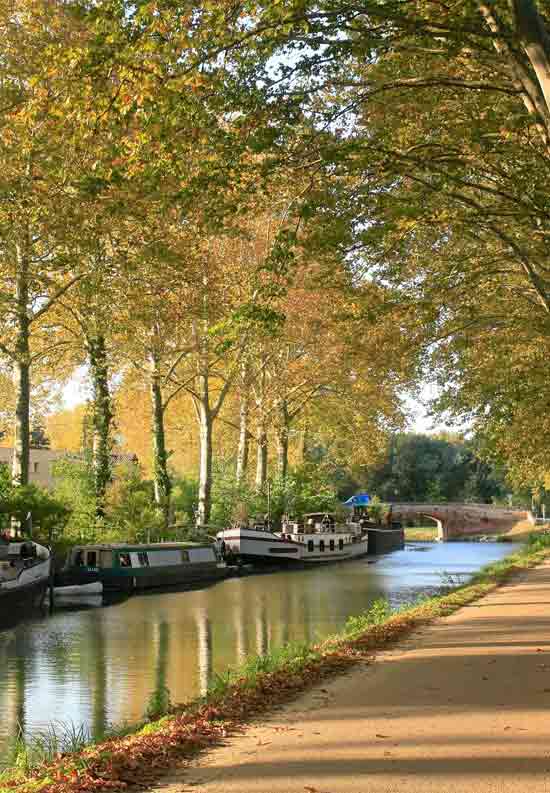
[356,434,510,506]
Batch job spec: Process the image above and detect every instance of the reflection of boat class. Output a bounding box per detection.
[54,581,103,596]
[0,539,51,625]
[217,513,369,566]
[56,542,229,592]
[51,594,104,610]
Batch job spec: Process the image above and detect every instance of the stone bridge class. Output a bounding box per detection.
[390,503,533,541]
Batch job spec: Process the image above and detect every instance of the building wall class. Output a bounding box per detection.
[0,448,65,490]
[0,449,139,491]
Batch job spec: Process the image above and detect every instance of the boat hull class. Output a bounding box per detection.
[56,564,229,592]
[218,528,368,566]
[367,527,405,554]
[0,575,49,628]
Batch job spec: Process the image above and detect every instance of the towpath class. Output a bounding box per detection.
[153,561,550,793]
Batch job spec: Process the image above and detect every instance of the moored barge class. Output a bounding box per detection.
[56,542,228,592]
[217,513,368,566]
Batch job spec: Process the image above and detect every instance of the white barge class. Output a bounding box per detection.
[216,512,368,566]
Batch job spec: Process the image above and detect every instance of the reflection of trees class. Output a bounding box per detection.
[195,609,212,697]
[278,588,291,647]
[255,598,269,657]
[233,599,248,664]
[154,620,170,702]
[14,654,26,738]
[0,639,28,754]
[89,615,107,740]
[7,631,28,744]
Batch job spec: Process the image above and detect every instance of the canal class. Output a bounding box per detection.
[0,541,519,761]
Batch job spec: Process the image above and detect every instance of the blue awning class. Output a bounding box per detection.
[342,493,371,507]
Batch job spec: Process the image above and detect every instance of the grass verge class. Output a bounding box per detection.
[404,526,439,541]
[2,533,550,793]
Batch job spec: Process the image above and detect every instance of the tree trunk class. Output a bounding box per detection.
[276,427,289,479]
[276,402,290,479]
[197,400,213,527]
[12,246,30,487]
[300,423,309,464]
[513,0,550,114]
[87,334,113,517]
[150,354,171,528]
[236,390,249,483]
[256,423,268,490]
[12,355,30,488]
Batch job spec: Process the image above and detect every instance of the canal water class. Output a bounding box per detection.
[0,541,519,761]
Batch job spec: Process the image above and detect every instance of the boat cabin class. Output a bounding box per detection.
[66,543,216,571]
[303,513,337,533]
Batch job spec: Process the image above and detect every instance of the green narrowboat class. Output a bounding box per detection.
[56,542,228,592]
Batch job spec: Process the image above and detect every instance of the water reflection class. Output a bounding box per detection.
[0,542,519,760]
[196,610,212,696]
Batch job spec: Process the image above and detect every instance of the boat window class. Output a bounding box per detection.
[86,551,97,567]
[147,549,182,566]
[100,551,113,568]
[339,539,344,550]
[329,539,335,551]
[119,552,132,568]
[138,551,149,567]
[74,550,84,567]
[188,547,216,563]
[319,540,325,552]
[307,540,314,552]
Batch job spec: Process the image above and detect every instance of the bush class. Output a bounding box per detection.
[104,463,164,542]
[0,478,69,545]
[207,461,341,529]
[171,476,199,526]
[52,457,98,544]
[367,495,385,524]
[53,458,164,545]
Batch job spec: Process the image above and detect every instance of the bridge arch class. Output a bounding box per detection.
[390,503,532,541]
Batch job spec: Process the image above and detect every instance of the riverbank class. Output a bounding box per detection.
[2,535,549,793]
